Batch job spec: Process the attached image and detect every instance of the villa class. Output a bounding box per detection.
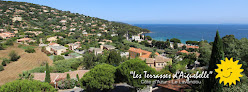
[67,42,81,50]
[88,47,103,55]
[140,55,172,71]
[129,47,159,58]
[100,45,116,50]
[17,38,35,44]
[46,43,67,55]
[0,32,15,39]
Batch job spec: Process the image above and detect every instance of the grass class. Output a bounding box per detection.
[18,44,35,50]
[0,43,53,85]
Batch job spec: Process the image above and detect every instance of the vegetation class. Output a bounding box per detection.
[45,63,51,83]
[80,64,116,92]
[0,80,56,92]
[66,73,70,79]
[8,50,20,61]
[25,48,36,53]
[53,55,65,62]
[203,31,223,92]
[19,71,34,80]
[115,58,157,90]
[0,65,4,71]
[57,79,76,89]
[106,50,121,66]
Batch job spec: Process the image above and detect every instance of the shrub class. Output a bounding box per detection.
[2,58,10,64]
[25,48,36,53]
[0,65,4,71]
[53,55,65,62]
[0,80,56,92]
[1,60,6,66]
[9,51,20,61]
[57,79,76,89]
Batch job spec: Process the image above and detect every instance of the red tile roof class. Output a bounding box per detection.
[186,45,199,49]
[129,47,159,58]
[33,70,89,82]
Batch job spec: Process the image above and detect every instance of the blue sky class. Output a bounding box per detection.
[6,0,248,24]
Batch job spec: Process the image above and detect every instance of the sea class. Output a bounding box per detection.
[133,24,248,43]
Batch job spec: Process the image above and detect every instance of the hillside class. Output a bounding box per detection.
[0,1,149,37]
[0,43,53,85]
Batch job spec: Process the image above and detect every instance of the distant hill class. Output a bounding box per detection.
[0,1,149,37]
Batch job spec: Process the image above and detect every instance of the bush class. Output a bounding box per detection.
[0,65,4,71]
[53,55,65,62]
[1,60,6,66]
[9,51,20,61]
[0,80,56,92]
[57,79,76,89]
[25,48,36,53]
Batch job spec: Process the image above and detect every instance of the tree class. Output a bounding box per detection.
[198,41,212,66]
[173,42,178,49]
[115,58,157,91]
[9,51,20,61]
[45,63,51,83]
[80,64,116,92]
[203,31,223,92]
[145,36,152,40]
[0,80,56,92]
[106,50,121,66]
[182,45,186,50]
[170,38,181,43]
[66,73,70,79]
[53,55,65,62]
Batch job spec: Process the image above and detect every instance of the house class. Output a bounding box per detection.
[62,26,67,30]
[97,33,102,37]
[88,47,103,55]
[17,38,35,43]
[60,20,67,23]
[132,35,143,42]
[47,36,58,42]
[154,79,191,92]
[140,55,172,71]
[100,45,116,50]
[129,47,159,58]
[12,16,22,22]
[177,50,200,58]
[46,44,67,55]
[67,42,81,50]
[111,33,118,37]
[33,70,89,88]
[24,31,43,36]
[0,32,15,39]
[186,45,199,49]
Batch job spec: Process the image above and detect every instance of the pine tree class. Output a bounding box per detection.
[45,63,51,83]
[203,31,223,92]
[67,73,70,79]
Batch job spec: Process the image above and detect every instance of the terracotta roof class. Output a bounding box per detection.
[157,79,191,91]
[129,47,159,58]
[33,70,89,82]
[177,50,189,54]
[48,43,59,46]
[155,55,172,63]
[17,38,31,41]
[186,45,199,49]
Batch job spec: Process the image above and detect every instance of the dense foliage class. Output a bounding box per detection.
[203,31,223,92]
[25,48,35,53]
[0,80,56,92]
[57,79,76,89]
[53,55,65,62]
[80,64,116,92]
[115,58,157,90]
[45,63,51,83]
